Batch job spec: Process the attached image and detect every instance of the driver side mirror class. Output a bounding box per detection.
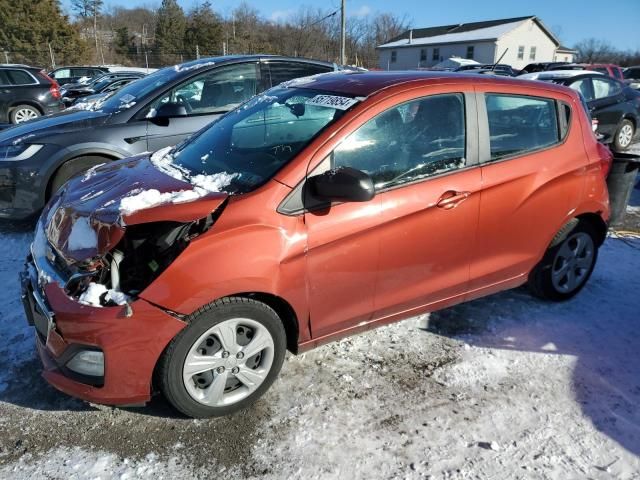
[150,102,187,126]
[306,167,375,203]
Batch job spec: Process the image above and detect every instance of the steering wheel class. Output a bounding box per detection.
[176,94,193,114]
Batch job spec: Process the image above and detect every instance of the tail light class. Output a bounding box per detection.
[596,142,613,178]
[591,118,598,133]
[37,70,61,100]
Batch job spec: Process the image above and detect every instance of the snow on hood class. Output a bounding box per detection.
[44,152,230,264]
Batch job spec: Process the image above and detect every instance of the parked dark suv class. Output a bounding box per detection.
[0,65,63,124]
[48,66,109,86]
[0,55,337,219]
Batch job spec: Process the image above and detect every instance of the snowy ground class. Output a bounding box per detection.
[0,220,639,478]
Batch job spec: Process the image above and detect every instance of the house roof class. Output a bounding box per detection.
[556,45,578,53]
[378,16,560,49]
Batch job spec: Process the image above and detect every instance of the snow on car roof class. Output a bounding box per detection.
[518,70,605,80]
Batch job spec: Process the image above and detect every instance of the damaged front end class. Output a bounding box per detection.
[36,156,229,310]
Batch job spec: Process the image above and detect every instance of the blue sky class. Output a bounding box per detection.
[61,0,640,50]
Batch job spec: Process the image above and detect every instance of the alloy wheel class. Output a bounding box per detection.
[618,124,634,148]
[182,317,275,407]
[13,107,39,123]
[551,232,595,294]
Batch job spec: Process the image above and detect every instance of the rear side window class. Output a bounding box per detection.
[612,68,623,79]
[485,94,559,161]
[6,70,35,85]
[592,78,622,99]
[51,68,70,79]
[266,62,332,87]
[568,78,594,102]
[0,71,10,85]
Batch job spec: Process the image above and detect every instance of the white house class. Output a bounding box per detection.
[377,16,577,70]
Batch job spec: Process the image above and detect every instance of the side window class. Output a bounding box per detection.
[331,94,466,189]
[613,68,623,80]
[52,68,70,80]
[267,62,332,87]
[569,78,594,101]
[592,78,621,99]
[147,63,258,117]
[0,71,9,85]
[6,70,35,85]
[485,94,559,161]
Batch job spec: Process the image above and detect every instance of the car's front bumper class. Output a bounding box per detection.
[21,249,187,406]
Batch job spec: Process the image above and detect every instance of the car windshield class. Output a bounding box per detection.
[154,87,357,194]
[99,67,179,112]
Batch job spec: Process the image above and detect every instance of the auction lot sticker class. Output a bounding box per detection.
[306,95,359,110]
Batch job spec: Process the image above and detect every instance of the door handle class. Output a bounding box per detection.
[436,190,470,209]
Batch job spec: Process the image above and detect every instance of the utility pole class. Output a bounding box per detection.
[196,45,200,60]
[48,42,56,69]
[340,0,346,65]
[3,51,9,64]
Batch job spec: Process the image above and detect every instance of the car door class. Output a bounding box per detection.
[303,90,480,337]
[589,77,625,139]
[368,92,481,319]
[142,62,259,151]
[468,90,585,295]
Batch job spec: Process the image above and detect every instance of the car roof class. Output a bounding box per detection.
[175,54,335,71]
[285,70,570,98]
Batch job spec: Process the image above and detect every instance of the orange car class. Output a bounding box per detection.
[21,71,612,417]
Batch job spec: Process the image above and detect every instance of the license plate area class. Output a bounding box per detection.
[23,283,54,343]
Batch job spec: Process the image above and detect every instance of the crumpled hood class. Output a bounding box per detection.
[0,110,110,145]
[43,153,228,264]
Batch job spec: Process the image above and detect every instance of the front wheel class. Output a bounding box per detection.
[528,221,599,301]
[157,297,287,418]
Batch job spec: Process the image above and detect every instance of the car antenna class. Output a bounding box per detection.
[492,48,509,71]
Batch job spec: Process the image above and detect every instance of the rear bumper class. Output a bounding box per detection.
[21,254,187,406]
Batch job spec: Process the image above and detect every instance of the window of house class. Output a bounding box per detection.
[390,51,397,63]
[330,94,466,190]
[518,46,525,60]
[530,46,537,60]
[466,46,474,59]
[420,49,427,62]
[432,48,440,61]
[485,94,559,161]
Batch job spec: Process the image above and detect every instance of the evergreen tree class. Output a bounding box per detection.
[0,0,89,67]
[185,1,223,56]
[154,0,186,64]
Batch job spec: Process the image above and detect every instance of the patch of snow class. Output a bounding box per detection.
[190,172,237,192]
[626,205,640,213]
[278,72,335,88]
[174,61,216,73]
[77,282,130,307]
[67,217,98,251]
[81,163,106,182]
[119,188,200,215]
[149,146,188,181]
[77,282,107,306]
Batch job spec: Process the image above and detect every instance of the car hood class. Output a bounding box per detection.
[43,153,228,264]
[0,110,111,145]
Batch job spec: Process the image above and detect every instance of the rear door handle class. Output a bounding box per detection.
[436,190,470,209]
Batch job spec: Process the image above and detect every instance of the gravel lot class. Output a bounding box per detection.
[0,213,638,478]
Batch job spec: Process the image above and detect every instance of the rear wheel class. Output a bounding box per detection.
[157,297,287,418]
[10,104,40,124]
[528,221,599,301]
[614,119,635,151]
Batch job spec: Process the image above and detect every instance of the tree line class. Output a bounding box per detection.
[1,0,638,70]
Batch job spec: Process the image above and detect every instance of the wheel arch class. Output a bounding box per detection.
[45,151,120,200]
[576,212,608,246]
[9,100,44,115]
[228,292,300,354]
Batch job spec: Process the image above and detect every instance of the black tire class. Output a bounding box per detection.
[613,119,635,151]
[49,156,110,197]
[156,297,287,418]
[528,220,599,301]
[10,104,41,124]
